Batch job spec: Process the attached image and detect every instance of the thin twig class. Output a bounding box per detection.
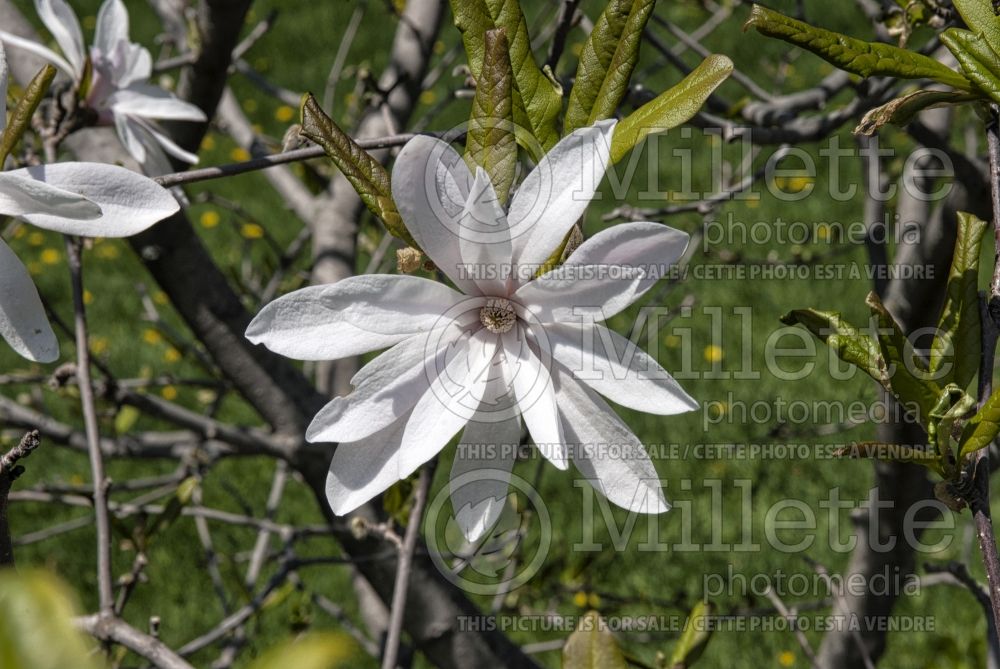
[0,430,41,567]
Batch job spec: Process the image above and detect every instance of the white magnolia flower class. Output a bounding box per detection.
[0,0,207,172]
[247,120,697,541]
[0,43,181,362]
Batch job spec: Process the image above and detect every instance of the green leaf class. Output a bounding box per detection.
[247,633,356,669]
[610,54,732,164]
[450,0,562,150]
[299,93,417,248]
[744,5,974,92]
[779,308,883,383]
[926,385,975,476]
[855,90,979,136]
[961,388,1000,458]
[866,291,941,422]
[562,610,628,669]
[930,211,987,389]
[564,0,656,133]
[0,64,55,165]
[669,601,714,668]
[465,28,516,204]
[941,28,1000,105]
[953,0,1000,56]
[114,405,141,435]
[144,476,198,543]
[0,570,104,669]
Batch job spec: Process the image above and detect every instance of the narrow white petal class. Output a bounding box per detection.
[508,120,616,277]
[305,326,464,443]
[397,330,498,476]
[0,171,101,219]
[128,115,200,165]
[391,135,481,294]
[0,238,58,362]
[501,326,566,469]
[13,163,179,236]
[563,221,689,300]
[246,276,469,361]
[0,31,75,78]
[458,167,512,296]
[554,365,669,514]
[0,42,8,132]
[548,322,697,415]
[326,411,410,515]
[113,113,147,165]
[108,85,207,121]
[94,0,128,56]
[450,400,520,542]
[514,269,643,323]
[35,0,85,75]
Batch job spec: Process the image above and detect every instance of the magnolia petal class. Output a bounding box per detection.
[35,0,85,75]
[94,0,128,56]
[397,329,498,477]
[107,85,207,121]
[0,42,7,132]
[0,31,75,77]
[563,221,689,300]
[13,163,178,236]
[0,171,101,220]
[501,326,566,469]
[325,411,410,515]
[246,275,467,361]
[128,115,200,165]
[508,120,616,276]
[458,167,512,296]
[113,113,147,165]
[391,135,481,294]
[305,327,463,444]
[548,322,698,415]
[0,238,58,362]
[554,365,669,514]
[450,398,520,542]
[514,269,643,323]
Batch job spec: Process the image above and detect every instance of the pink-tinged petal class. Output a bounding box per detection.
[554,365,669,514]
[391,135,481,294]
[501,326,566,469]
[563,221,689,300]
[514,268,643,323]
[508,120,616,278]
[0,31,75,77]
[458,167,512,296]
[0,238,58,362]
[548,322,697,415]
[325,411,410,515]
[450,391,521,542]
[0,171,101,220]
[107,85,207,121]
[306,326,465,444]
[94,0,128,56]
[397,329,499,476]
[35,0,85,74]
[12,163,179,236]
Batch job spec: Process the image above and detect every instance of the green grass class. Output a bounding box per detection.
[1,1,993,668]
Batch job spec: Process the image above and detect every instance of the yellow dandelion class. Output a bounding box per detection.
[27,261,41,275]
[587,592,601,609]
[90,337,109,355]
[153,291,169,305]
[12,226,26,239]
[817,223,831,240]
[572,591,588,608]
[419,89,437,106]
[163,347,182,363]
[275,105,295,122]
[778,650,795,667]
[96,244,120,260]
[200,210,221,229]
[704,344,723,364]
[241,223,265,240]
[201,134,216,151]
[40,248,61,265]
[161,385,178,401]
[28,231,45,246]
[142,329,163,345]
[83,289,93,305]
[230,147,251,162]
[664,334,681,349]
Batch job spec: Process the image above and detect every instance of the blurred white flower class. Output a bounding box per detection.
[0,43,181,361]
[247,120,697,541]
[0,0,206,172]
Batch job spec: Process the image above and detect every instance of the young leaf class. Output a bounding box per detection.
[562,610,628,669]
[668,601,714,668]
[930,211,987,389]
[299,93,417,248]
[855,90,979,136]
[564,0,656,133]
[941,28,1000,105]
[466,28,516,204]
[610,54,732,164]
[0,64,56,165]
[953,0,1000,56]
[779,308,883,384]
[866,291,941,421]
[961,387,1000,458]
[744,5,974,92]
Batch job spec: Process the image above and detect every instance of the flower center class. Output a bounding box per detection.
[479,298,516,334]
